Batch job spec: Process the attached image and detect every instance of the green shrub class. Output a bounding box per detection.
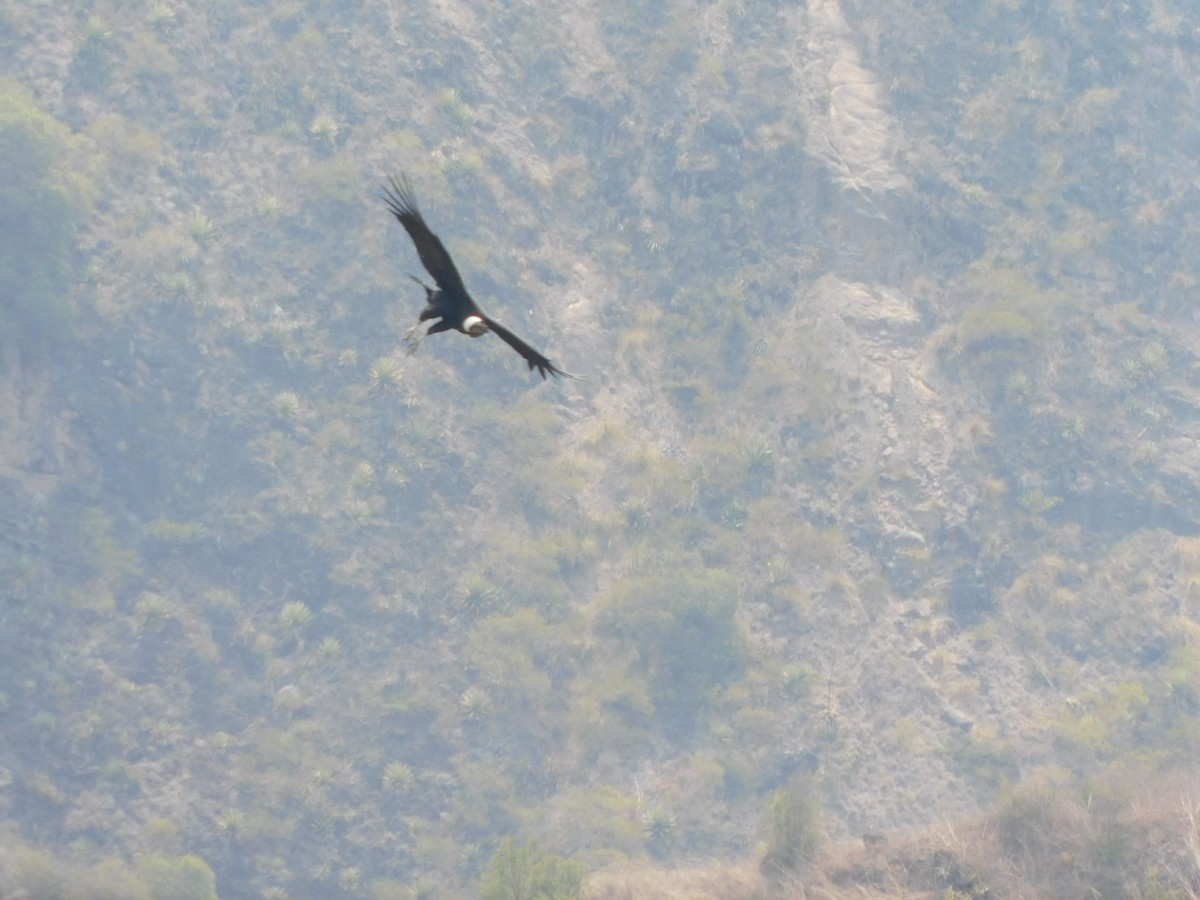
[138,854,218,900]
[958,302,1038,353]
[0,81,93,351]
[480,837,584,900]
[597,566,745,731]
[761,773,823,876]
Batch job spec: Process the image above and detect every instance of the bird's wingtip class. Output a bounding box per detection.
[531,361,583,381]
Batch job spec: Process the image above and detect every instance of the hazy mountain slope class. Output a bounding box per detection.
[0,0,1198,897]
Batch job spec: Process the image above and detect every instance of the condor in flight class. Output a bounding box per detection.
[382,176,579,380]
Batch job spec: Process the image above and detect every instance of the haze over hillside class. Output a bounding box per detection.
[1,0,1199,897]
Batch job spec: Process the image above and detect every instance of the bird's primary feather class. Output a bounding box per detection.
[484,317,579,380]
[382,176,469,298]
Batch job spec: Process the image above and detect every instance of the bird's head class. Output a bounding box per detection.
[463,315,489,337]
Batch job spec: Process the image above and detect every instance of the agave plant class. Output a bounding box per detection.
[1005,372,1032,406]
[621,497,650,530]
[147,4,176,30]
[1139,340,1168,374]
[642,806,676,853]
[81,259,103,285]
[368,356,403,395]
[722,500,749,529]
[316,636,342,661]
[168,271,196,299]
[135,592,171,631]
[216,809,245,839]
[257,194,282,217]
[459,574,495,615]
[272,391,302,421]
[81,15,111,48]
[382,762,415,792]
[1060,413,1085,443]
[309,113,340,150]
[187,211,215,247]
[436,87,474,125]
[281,600,313,632]
[459,686,491,719]
[350,461,375,488]
[1120,357,1146,385]
[745,439,775,475]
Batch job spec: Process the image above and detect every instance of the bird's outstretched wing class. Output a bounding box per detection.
[484,317,581,381]
[381,175,469,296]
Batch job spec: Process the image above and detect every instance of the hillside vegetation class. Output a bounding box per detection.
[1,0,1199,897]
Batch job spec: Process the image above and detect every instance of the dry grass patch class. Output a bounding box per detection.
[584,862,768,900]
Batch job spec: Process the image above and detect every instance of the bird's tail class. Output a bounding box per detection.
[408,274,435,299]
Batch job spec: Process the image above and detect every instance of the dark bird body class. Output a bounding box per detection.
[381,176,577,380]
